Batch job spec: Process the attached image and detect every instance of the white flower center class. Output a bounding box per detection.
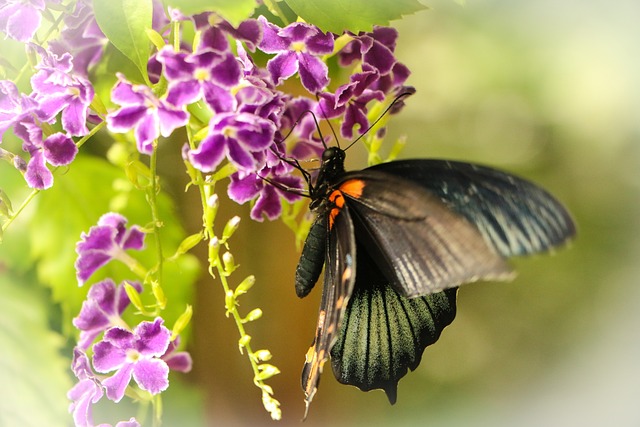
[291,41,306,53]
[195,68,210,82]
[126,349,141,363]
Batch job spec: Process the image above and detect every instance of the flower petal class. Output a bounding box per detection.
[166,79,202,107]
[228,173,261,204]
[68,378,103,427]
[106,105,147,133]
[305,30,334,55]
[188,134,227,173]
[134,112,159,154]
[162,351,192,373]
[25,150,53,189]
[364,39,396,75]
[61,98,91,136]
[132,358,169,394]
[74,250,112,284]
[251,185,281,221]
[134,318,171,357]
[2,3,41,42]
[202,82,236,113]
[92,339,127,373]
[297,53,329,92]
[257,16,289,53]
[266,51,298,86]
[157,104,188,137]
[209,51,241,87]
[101,363,134,402]
[227,140,258,170]
[42,132,78,166]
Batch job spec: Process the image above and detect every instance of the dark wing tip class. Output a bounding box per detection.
[383,382,398,405]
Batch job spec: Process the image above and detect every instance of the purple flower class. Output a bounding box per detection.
[0,0,52,42]
[156,46,241,111]
[317,66,385,139]
[339,26,399,75]
[49,0,108,76]
[0,80,37,140]
[15,119,78,189]
[151,0,169,34]
[161,337,192,373]
[68,348,104,427]
[228,166,302,221]
[257,16,333,93]
[29,46,95,137]
[187,112,275,173]
[192,13,262,52]
[98,418,141,427]
[93,318,171,402]
[106,74,189,154]
[278,96,325,160]
[370,61,411,95]
[75,213,145,285]
[73,279,143,350]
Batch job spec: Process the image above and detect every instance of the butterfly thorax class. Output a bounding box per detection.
[309,147,347,211]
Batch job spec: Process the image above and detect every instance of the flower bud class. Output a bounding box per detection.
[222,216,241,240]
[222,251,235,274]
[172,305,193,340]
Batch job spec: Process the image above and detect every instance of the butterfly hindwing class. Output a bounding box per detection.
[336,172,513,298]
[330,246,458,404]
[368,160,576,256]
[301,204,356,416]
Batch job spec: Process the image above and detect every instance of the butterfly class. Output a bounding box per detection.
[293,143,576,417]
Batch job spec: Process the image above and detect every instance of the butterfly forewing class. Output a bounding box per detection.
[301,204,356,417]
[368,160,577,256]
[338,172,513,298]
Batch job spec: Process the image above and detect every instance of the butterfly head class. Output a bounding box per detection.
[309,147,347,210]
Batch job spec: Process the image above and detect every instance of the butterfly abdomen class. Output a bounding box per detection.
[295,215,328,298]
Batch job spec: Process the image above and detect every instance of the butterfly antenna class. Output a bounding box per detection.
[343,89,415,151]
[269,108,327,190]
[257,173,310,198]
[315,94,340,149]
[278,109,329,150]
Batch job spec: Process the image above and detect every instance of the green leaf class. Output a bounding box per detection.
[283,0,426,33]
[0,274,71,427]
[94,0,153,82]
[166,0,258,26]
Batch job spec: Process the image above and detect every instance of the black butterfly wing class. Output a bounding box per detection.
[301,204,356,417]
[330,247,458,404]
[367,160,576,256]
[336,172,513,298]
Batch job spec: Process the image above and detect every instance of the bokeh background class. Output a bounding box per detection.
[184,0,639,425]
[1,0,638,426]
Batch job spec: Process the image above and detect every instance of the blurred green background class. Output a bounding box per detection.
[1,0,639,426]
[189,0,639,425]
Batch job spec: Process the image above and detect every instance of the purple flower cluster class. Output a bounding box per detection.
[75,213,145,285]
[103,14,410,220]
[2,1,413,424]
[0,0,56,42]
[0,1,174,191]
[319,27,411,139]
[69,214,192,426]
[0,45,92,189]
